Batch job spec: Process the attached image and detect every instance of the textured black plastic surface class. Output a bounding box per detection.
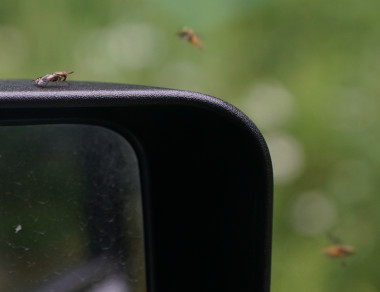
[0,80,273,292]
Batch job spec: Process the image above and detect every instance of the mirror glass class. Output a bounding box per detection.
[0,124,146,292]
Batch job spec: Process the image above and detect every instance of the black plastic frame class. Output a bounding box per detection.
[0,80,273,292]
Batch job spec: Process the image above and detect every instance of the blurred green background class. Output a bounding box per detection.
[1,0,379,291]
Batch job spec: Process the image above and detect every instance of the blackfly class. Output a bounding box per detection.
[34,71,74,87]
[178,27,203,50]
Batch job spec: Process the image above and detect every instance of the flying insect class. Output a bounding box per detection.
[323,233,355,265]
[178,28,203,50]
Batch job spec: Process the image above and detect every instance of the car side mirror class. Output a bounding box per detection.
[0,80,273,292]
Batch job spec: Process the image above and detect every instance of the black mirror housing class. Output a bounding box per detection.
[0,80,273,292]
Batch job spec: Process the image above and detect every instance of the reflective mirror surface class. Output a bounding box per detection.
[0,124,146,292]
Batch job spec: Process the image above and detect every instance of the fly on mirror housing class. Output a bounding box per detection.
[0,124,146,292]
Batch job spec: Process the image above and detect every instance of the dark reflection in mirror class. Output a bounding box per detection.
[0,124,146,292]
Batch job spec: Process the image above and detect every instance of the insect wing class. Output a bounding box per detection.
[35,77,47,86]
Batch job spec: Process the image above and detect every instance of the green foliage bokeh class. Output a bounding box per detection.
[1,0,379,291]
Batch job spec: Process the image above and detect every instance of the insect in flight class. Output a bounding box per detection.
[178,27,203,50]
[323,232,355,265]
[34,71,74,87]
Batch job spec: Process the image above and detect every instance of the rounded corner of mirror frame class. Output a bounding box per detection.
[0,80,272,169]
[1,80,271,166]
